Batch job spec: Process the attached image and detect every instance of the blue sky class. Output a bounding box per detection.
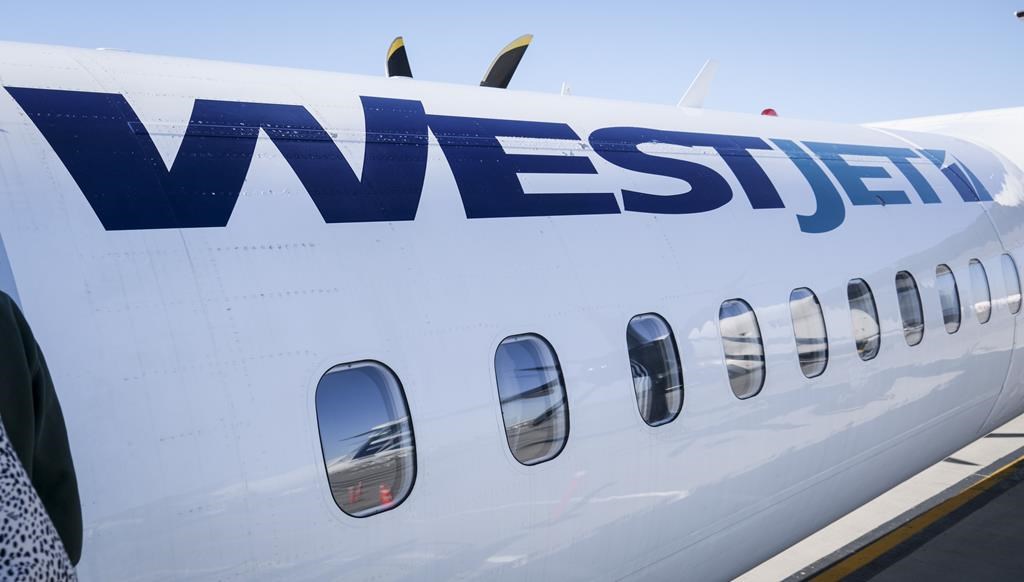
[3,1,1022,123]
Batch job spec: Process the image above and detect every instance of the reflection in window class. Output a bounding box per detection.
[969,259,992,324]
[627,313,684,426]
[789,288,828,378]
[936,265,961,334]
[719,299,765,399]
[895,271,924,346]
[1002,254,1022,315]
[315,361,415,517]
[848,279,880,361]
[495,334,569,465]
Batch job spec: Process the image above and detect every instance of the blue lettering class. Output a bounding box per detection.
[4,87,429,230]
[711,135,785,209]
[772,139,846,234]
[855,147,939,203]
[426,115,619,218]
[804,142,914,206]
[588,127,734,214]
[958,158,993,201]
[5,87,1001,235]
[919,149,994,201]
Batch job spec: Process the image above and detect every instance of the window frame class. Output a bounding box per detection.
[847,278,881,361]
[969,258,992,324]
[493,332,570,466]
[626,312,685,427]
[314,359,417,518]
[935,264,962,334]
[789,287,829,378]
[1001,253,1022,315]
[895,271,925,347]
[718,298,766,400]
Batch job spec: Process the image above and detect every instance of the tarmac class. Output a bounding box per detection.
[736,412,1024,581]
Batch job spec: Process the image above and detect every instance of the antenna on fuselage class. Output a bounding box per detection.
[481,34,533,89]
[677,58,718,108]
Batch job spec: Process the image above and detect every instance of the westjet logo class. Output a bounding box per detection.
[5,87,991,234]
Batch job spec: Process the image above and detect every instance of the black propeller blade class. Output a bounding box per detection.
[480,34,532,89]
[386,36,413,78]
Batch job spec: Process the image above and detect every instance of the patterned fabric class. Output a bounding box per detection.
[0,292,82,564]
[0,420,76,581]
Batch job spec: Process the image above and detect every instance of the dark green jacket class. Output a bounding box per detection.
[0,291,82,564]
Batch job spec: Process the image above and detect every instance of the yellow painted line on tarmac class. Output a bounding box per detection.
[812,452,1024,581]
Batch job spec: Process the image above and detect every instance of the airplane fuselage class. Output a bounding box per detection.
[1,41,1023,580]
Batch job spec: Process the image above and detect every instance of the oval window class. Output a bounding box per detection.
[1001,254,1022,315]
[315,361,416,517]
[495,334,569,465]
[719,299,765,399]
[789,288,828,378]
[895,271,924,346]
[627,313,684,426]
[935,264,961,334]
[969,259,992,324]
[848,279,880,361]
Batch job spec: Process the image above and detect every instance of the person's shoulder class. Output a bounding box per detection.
[0,290,16,311]
[0,292,33,356]
[0,291,23,327]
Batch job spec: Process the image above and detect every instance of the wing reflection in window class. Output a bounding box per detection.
[719,299,765,399]
[936,264,961,334]
[895,271,924,346]
[789,288,828,378]
[627,313,684,426]
[969,259,992,324]
[495,334,569,465]
[1001,254,1022,315]
[315,361,416,517]
[848,279,881,361]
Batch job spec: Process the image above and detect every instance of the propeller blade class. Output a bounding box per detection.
[480,34,532,89]
[386,36,413,78]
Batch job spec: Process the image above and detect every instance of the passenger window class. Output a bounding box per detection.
[935,264,961,334]
[494,334,569,465]
[895,271,924,346]
[315,361,416,517]
[969,259,992,324]
[789,288,828,378]
[719,299,765,399]
[1001,254,1022,315]
[627,313,684,426]
[848,279,880,361]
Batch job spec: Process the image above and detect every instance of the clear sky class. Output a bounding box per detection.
[3,1,1022,123]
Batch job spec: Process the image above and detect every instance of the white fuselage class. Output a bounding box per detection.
[0,41,1023,581]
